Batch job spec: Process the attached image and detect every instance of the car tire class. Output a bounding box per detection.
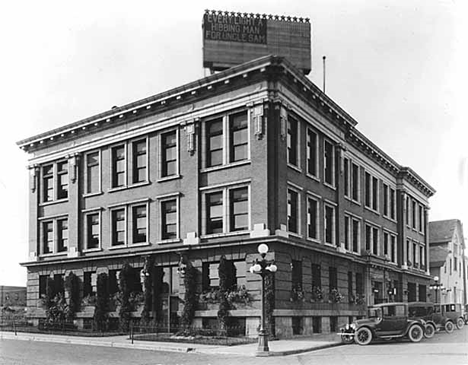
[456,318,464,330]
[444,321,454,334]
[424,324,436,339]
[355,327,372,346]
[341,334,354,344]
[408,324,424,343]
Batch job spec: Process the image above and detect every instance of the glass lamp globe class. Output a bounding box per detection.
[258,243,269,255]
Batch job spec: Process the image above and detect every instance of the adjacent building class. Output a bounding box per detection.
[429,219,467,305]
[0,286,27,309]
[18,54,435,337]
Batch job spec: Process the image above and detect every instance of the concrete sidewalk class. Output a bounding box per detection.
[0,330,344,357]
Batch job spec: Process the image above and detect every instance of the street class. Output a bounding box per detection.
[1,327,467,365]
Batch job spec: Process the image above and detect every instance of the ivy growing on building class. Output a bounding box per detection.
[217,255,236,334]
[264,271,275,337]
[93,272,109,331]
[64,271,80,321]
[180,264,197,328]
[118,262,135,332]
[140,256,155,327]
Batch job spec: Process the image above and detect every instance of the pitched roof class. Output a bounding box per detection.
[429,219,460,244]
[429,246,450,267]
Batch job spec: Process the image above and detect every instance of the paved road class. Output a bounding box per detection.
[1,327,466,365]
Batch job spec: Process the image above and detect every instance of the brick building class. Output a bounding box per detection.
[17,55,435,337]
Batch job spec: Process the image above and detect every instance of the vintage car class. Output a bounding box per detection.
[408,302,454,335]
[434,303,465,330]
[341,303,427,345]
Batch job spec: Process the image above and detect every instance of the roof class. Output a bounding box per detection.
[429,219,461,244]
[429,246,450,267]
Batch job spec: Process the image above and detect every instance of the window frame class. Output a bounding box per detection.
[160,129,179,179]
[84,210,101,251]
[307,194,320,241]
[324,139,335,187]
[287,117,299,168]
[287,187,301,235]
[110,144,127,189]
[110,206,127,247]
[84,150,101,195]
[306,128,318,178]
[324,202,336,246]
[132,138,148,184]
[160,196,179,241]
[132,203,149,244]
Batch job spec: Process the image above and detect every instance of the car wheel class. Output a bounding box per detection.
[456,318,464,330]
[408,324,424,343]
[444,321,454,334]
[355,327,372,346]
[424,324,436,339]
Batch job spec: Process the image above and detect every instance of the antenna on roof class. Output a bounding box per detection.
[322,56,326,93]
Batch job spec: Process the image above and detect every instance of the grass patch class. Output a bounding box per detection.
[133,333,257,346]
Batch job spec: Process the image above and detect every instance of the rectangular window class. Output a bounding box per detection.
[108,270,119,294]
[418,205,423,232]
[406,239,411,264]
[383,232,389,256]
[292,260,303,291]
[229,112,248,163]
[42,221,53,254]
[86,152,100,194]
[348,271,353,299]
[307,197,319,240]
[39,275,48,298]
[390,188,396,219]
[405,197,410,226]
[365,225,371,252]
[42,164,54,202]
[207,118,223,167]
[206,191,223,234]
[383,184,389,217]
[57,219,68,252]
[352,218,360,253]
[324,140,334,185]
[57,161,68,199]
[287,189,299,234]
[311,264,321,288]
[83,272,96,297]
[54,274,64,295]
[111,145,126,188]
[230,187,248,231]
[329,267,338,290]
[161,131,177,177]
[111,208,126,246]
[344,158,350,197]
[372,177,378,211]
[372,227,379,255]
[86,213,100,249]
[412,200,417,229]
[324,204,335,245]
[307,129,318,177]
[344,216,350,251]
[420,246,424,268]
[133,140,147,183]
[132,205,147,243]
[356,273,363,294]
[202,262,220,290]
[391,235,396,263]
[413,242,417,265]
[161,199,177,240]
[287,118,298,166]
[365,172,371,208]
[351,163,360,202]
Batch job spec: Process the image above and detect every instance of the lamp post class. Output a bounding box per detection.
[429,276,444,303]
[249,243,277,356]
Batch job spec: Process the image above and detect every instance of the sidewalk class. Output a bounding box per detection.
[0,330,344,357]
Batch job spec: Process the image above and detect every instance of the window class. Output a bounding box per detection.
[356,273,363,295]
[324,140,334,186]
[111,145,126,188]
[412,200,417,229]
[206,191,223,234]
[42,165,54,202]
[413,242,418,266]
[53,274,64,295]
[324,204,335,245]
[312,264,321,288]
[292,260,303,292]
[57,162,68,199]
[204,185,250,235]
[229,112,248,162]
[344,216,350,250]
[202,262,220,290]
[85,213,100,250]
[348,271,353,300]
[344,158,350,197]
[161,131,177,177]
[162,266,180,295]
[384,232,389,256]
[365,172,379,211]
[351,163,360,202]
[161,199,178,240]
[307,129,318,176]
[288,189,299,234]
[133,140,147,183]
[287,118,298,166]
[132,205,147,243]
[202,260,246,291]
[39,275,49,298]
[230,187,248,231]
[345,215,360,253]
[405,197,410,226]
[329,267,338,291]
[383,184,389,217]
[418,205,423,232]
[406,239,411,265]
[390,188,396,219]
[83,272,96,297]
[365,224,379,255]
[391,235,397,263]
[307,196,319,240]
[42,221,54,254]
[108,270,119,294]
[111,208,126,246]
[420,246,424,268]
[352,218,360,253]
[85,152,100,194]
[57,219,68,252]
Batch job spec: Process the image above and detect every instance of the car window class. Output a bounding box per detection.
[368,308,381,318]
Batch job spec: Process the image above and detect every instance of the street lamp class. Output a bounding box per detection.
[429,276,444,303]
[249,243,277,356]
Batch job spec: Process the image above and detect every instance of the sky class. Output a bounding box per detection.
[0,0,466,286]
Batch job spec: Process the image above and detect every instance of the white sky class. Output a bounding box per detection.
[0,0,466,286]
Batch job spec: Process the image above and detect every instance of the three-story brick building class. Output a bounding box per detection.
[18,55,435,337]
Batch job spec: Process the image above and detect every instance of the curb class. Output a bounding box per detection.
[267,341,345,356]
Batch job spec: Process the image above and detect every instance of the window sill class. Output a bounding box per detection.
[288,232,304,239]
[156,238,182,244]
[364,206,380,216]
[383,215,397,224]
[201,160,251,173]
[323,182,336,190]
[201,231,250,239]
[39,252,68,258]
[157,175,182,183]
[324,242,336,248]
[108,181,151,193]
[306,237,321,244]
[83,192,103,198]
[306,173,320,182]
[345,196,361,206]
[287,164,302,173]
[108,242,151,250]
[39,198,69,207]
[83,248,102,253]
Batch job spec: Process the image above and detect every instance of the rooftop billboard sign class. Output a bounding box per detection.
[203,10,311,74]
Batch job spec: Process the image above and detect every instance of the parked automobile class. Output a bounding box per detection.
[341,303,426,346]
[434,303,465,330]
[464,304,468,325]
[408,301,454,335]
[339,323,355,344]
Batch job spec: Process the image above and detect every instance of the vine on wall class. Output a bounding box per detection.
[93,272,109,331]
[118,262,135,332]
[140,256,155,327]
[180,265,198,329]
[217,255,235,334]
[64,272,80,321]
[264,272,275,337]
